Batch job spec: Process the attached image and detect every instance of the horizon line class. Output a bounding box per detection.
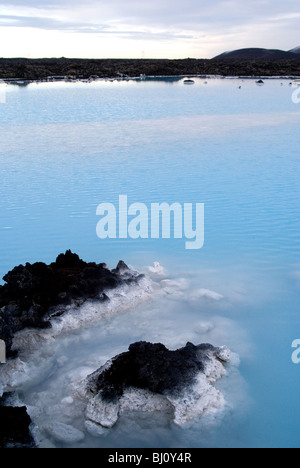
[0,45,299,61]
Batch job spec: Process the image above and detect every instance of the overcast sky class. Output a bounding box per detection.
[0,0,299,58]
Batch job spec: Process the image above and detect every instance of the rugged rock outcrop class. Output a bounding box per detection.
[83,341,231,427]
[0,250,144,357]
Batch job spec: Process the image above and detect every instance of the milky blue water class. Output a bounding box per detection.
[0,78,300,448]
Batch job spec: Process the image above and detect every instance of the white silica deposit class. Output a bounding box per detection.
[72,344,232,430]
[0,262,243,447]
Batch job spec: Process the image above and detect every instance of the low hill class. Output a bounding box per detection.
[213,48,298,60]
[289,46,300,54]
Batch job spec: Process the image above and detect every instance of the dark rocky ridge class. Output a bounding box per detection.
[1,57,300,80]
[0,250,142,357]
[87,341,229,402]
[213,47,298,60]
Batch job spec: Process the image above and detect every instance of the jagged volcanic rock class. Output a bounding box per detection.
[0,250,143,357]
[84,341,231,427]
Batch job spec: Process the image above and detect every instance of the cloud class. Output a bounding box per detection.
[0,0,299,58]
[0,13,195,44]
[1,0,300,30]
[0,14,110,34]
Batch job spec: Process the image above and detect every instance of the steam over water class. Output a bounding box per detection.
[0,78,300,447]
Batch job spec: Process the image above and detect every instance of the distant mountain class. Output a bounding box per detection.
[289,46,300,54]
[213,48,299,60]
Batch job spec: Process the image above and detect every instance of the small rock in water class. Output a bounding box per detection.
[44,421,85,443]
[148,262,166,277]
[84,420,107,437]
[86,397,119,428]
[84,341,232,428]
[216,346,231,362]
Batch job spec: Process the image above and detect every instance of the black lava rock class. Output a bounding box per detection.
[0,395,35,448]
[1,57,300,81]
[0,251,139,357]
[88,341,220,402]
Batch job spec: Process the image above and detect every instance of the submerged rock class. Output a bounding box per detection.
[0,251,144,357]
[84,341,231,427]
[43,421,85,444]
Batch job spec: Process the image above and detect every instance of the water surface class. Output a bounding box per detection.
[0,78,299,448]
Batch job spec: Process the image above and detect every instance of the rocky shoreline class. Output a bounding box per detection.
[1,57,300,81]
[0,250,144,358]
[0,252,233,447]
[0,251,150,448]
